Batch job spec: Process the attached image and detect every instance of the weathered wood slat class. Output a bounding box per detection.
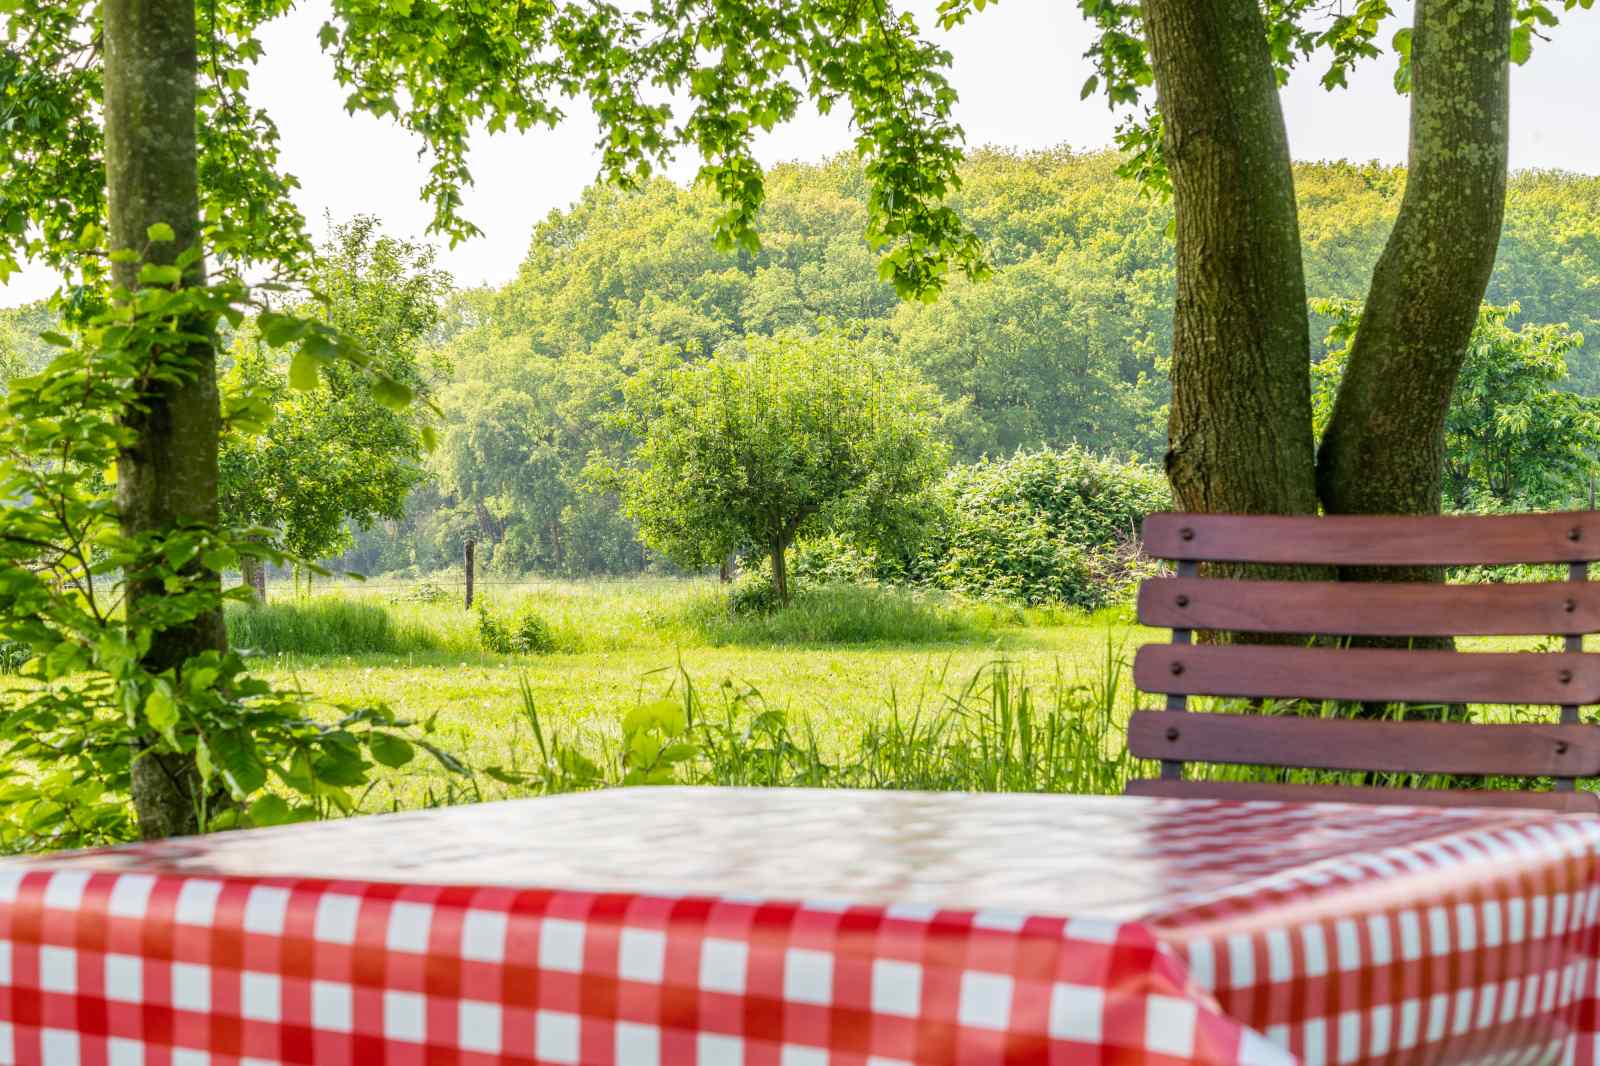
[1133,644,1600,706]
[1137,577,1600,637]
[1125,777,1600,812]
[1127,710,1600,776]
[1142,511,1600,565]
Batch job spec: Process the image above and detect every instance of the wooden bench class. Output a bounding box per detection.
[1126,511,1600,811]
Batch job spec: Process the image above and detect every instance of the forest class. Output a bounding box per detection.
[320,149,1600,578]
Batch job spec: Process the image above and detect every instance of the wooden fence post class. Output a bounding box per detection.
[465,539,476,609]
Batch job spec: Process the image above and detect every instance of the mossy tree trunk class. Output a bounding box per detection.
[105,0,226,839]
[1316,0,1511,519]
[1141,0,1321,523]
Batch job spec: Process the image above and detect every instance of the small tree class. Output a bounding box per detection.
[608,333,950,603]
[220,218,448,597]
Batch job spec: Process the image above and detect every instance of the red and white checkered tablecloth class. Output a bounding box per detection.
[2,788,1599,1065]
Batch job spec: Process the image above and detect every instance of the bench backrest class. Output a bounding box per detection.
[1127,511,1600,811]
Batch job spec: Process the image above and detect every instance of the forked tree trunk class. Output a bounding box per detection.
[1141,0,1320,522]
[105,0,224,839]
[1317,0,1511,518]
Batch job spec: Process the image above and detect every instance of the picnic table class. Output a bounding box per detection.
[2,787,1599,1065]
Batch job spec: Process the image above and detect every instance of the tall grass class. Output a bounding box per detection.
[679,584,1006,646]
[226,598,442,657]
[452,647,1147,803]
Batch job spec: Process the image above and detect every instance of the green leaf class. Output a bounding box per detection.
[144,683,179,745]
[368,731,415,768]
[211,730,268,798]
[137,263,183,286]
[622,698,687,739]
[372,376,414,410]
[248,794,294,827]
[1510,24,1533,64]
[288,351,322,391]
[146,223,176,243]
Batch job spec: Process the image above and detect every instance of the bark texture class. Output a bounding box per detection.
[1142,0,1319,520]
[105,0,225,839]
[239,553,267,603]
[1317,0,1511,516]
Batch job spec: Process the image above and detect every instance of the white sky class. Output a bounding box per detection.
[4,0,1597,307]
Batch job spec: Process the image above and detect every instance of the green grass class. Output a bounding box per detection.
[227,598,443,657]
[235,577,1152,811]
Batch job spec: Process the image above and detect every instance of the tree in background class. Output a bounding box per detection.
[220,218,449,598]
[1314,302,1599,512]
[604,333,950,603]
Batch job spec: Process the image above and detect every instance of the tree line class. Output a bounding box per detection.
[331,148,1600,578]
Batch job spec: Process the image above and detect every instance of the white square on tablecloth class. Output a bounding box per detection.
[616,1021,660,1066]
[241,972,281,1023]
[174,880,223,926]
[42,1029,79,1064]
[700,938,747,995]
[1143,995,1197,1058]
[1334,920,1360,971]
[43,870,91,911]
[872,959,921,1018]
[384,989,426,1043]
[1300,1018,1324,1066]
[785,949,833,1006]
[1299,924,1328,977]
[539,918,586,973]
[313,981,353,1033]
[1365,915,1392,966]
[535,1010,580,1064]
[0,1023,12,1064]
[107,875,157,919]
[386,901,434,954]
[1397,911,1423,961]
[1337,1010,1361,1064]
[105,955,142,1003]
[1227,932,1255,988]
[243,886,291,935]
[1266,928,1292,982]
[172,963,210,1012]
[108,1036,143,1066]
[1427,907,1451,957]
[314,894,362,944]
[1048,983,1102,1042]
[40,945,75,994]
[697,1032,743,1066]
[1368,1004,1392,1057]
[459,1000,502,1055]
[172,1049,209,1066]
[620,928,667,983]
[958,971,1012,1031]
[1238,1026,1292,1065]
[461,909,508,963]
[779,1046,826,1066]
[1063,917,1121,944]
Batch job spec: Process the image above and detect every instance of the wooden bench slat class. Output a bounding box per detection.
[1133,644,1600,706]
[1143,511,1600,565]
[1137,577,1600,637]
[1125,777,1600,812]
[1128,710,1600,776]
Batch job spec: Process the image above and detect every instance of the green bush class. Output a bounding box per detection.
[225,599,440,657]
[476,604,558,655]
[923,446,1171,608]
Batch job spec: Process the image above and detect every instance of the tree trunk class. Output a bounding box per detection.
[239,553,267,603]
[770,538,789,605]
[105,0,222,840]
[1317,0,1511,517]
[1141,0,1319,521]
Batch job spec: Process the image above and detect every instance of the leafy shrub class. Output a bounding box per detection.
[393,577,454,605]
[0,639,31,675]
[923,447,1170,608]
[476,604,557,655]
[726,571,784,616]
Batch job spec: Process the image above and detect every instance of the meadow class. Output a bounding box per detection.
[228,577,1156,811]
[222,575,1577,820]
